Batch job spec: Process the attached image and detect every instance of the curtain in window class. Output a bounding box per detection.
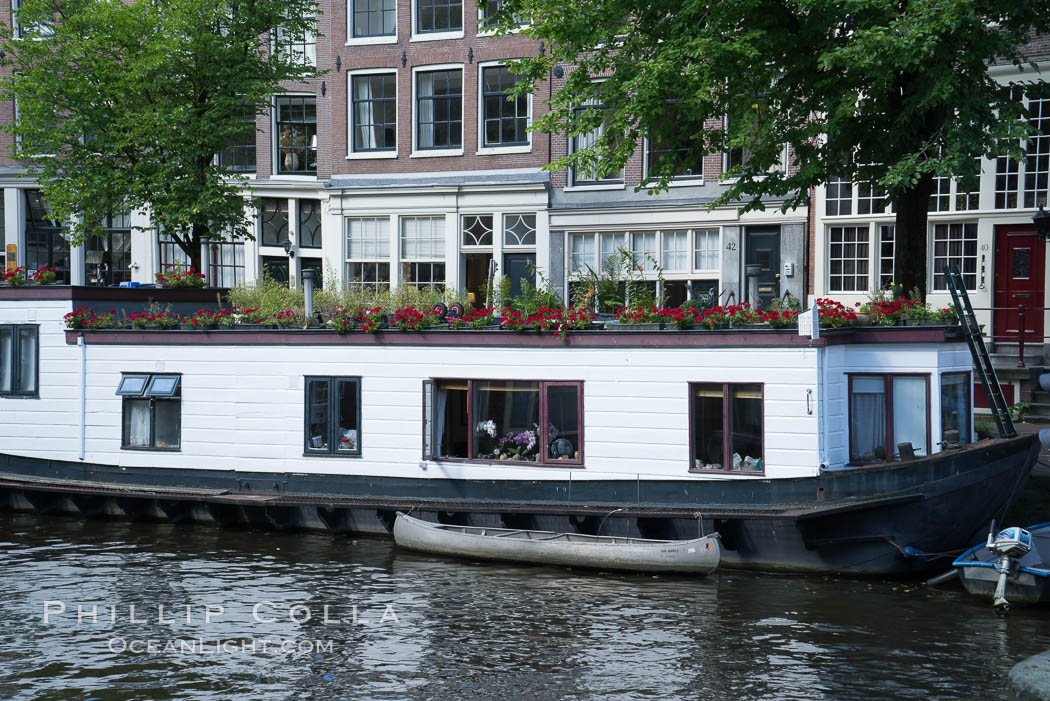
[418,73,435,148]
[125,400,151,447]
[568,233,595,273]
[434,384,448,456]
[662,230,688,271]
[355,78,378,150]
[893,377,928,456]
[599,233,625,270]
[0,327,11,393]
[17,328,36,393]
[850,377,885,461]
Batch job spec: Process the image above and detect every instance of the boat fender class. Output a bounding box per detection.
[902,546,928,562]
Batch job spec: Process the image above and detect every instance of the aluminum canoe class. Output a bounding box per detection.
[392,511,720,574]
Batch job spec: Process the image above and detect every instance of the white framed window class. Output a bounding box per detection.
[275,95,317,175]
[568,233,595,274]
[346,216,391,292]
[412,0,464,40]
[350,0,396,41]
[878,224,895,290]
[995,88,1049,210]
[349,70,397,158]
[694,228,719,271]
[598,232,626,271]
[401,216,446,289]
[503,214,536,247]
[478,63,530,154]
[645,105,703,184]
[828,225,869,293]
[461,214,493,247]
[12,0,53,39]
[276,21,317,66]
[630,231,657,272]
[412,65,463,157]
[662,230,689,272]
[569,92,623,188]
[857,181,889,215]
[825,177,852,216]
[931,222,977,290]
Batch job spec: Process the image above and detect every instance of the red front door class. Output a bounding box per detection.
[993,225,1045,343]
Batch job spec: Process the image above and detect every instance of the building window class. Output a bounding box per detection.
[352,0,395,37]
[690,383,763,472]
[416,69,462,150]
[305,377,361,456]
[941,373,971,447]
[276,96,317,175]
[417,0,462,33]
[12,0,53,38]
[995,154,1020,209]
[25,190,70,284]
[825,177,852,216]
[694,228,719,271]
[0,324,38,397]
[346,216,390,292]
[1024,89,1049,209]
[828,225,869,293]
[217,109,257,173]
[878,224,895,289]
[481,66,527,148]
[461,214,493,246]
[662,230,689,272]
[425,379,583,465]
[478,0,501,28]
[571,96,622,186]
[299,200,322,249]
[401,216,445,290]
[85,214,132,287]
[260,198,290,247]
[276,21,317,66]
[568,233,595,273]
[931,222,977,290]
[159,234,245,287]
[648,108,703,180]
[599,232,626,270]
[118,373,181,451]
[929,176,951,212]
[857,181,889,214]
[351,73,397,153]
[503,214,536,247]
[630,231,657,272]
[849,374,929,464]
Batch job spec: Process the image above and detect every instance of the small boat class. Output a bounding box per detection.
[392,512,720,574]
[953,522,1050,609]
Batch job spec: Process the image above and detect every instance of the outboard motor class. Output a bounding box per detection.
[986,523,1032,615]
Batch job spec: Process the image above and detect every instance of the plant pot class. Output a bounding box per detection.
[607,321,663,331]
[1038,373,1050,393]
[852,313,872,327]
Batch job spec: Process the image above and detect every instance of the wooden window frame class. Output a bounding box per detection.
[688,382,765,474]
[119,372,182,451]
[0,324,39,397]
[847,373,931,465]
[304,376,363,458]
[424,378,584,467]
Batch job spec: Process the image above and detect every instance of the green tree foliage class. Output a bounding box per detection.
[1,0,320,272]
[492,0,1050,296]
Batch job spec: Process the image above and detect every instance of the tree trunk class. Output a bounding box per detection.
[892,174,935,300]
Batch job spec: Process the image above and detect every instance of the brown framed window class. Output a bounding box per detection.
[690,383,763,473]
[848,374,930,464]
[423,379,583,466]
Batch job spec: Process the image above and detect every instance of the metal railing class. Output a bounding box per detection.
[970,304,1049,368]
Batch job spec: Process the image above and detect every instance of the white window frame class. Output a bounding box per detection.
[642,136,705,188]
[410,64,465,158]
[272,94,319,180]
[565,82,624,192]
[410,0,465,42]
[347,69,399,160]
[347,0,398,45]
[826,224,871,293]
[693,228,720,273]
[345,215,394,292]
[274,20,318,67]
[476,61,532,156]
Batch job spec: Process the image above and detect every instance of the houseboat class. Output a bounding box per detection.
[0,286,1039,575]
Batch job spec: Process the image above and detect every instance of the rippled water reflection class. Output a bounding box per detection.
[2,511,1049,700]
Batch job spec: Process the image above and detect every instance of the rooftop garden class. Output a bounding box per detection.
[55,266,959,334]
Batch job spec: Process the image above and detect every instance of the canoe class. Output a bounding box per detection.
[392,512,720,574]
[952,521,1050,606]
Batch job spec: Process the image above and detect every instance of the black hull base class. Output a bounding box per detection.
[0,436,1039,575]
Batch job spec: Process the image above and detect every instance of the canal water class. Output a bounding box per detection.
[2,512,1049,700]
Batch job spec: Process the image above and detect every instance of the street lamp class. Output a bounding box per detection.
[1035,205,1050,241]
